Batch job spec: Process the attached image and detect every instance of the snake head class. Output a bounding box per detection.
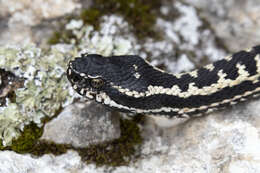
[67,53,150,113]
[67,54,109,100]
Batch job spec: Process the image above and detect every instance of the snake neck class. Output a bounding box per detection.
[107,46,260,118]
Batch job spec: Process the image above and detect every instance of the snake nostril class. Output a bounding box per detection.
[70,73,82,83]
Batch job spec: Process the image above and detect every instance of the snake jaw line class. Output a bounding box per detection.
[73,85,77,90]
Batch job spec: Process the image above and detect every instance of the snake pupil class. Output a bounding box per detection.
[90,78,104,89]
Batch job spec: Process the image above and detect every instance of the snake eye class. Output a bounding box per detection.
[90,78,104,89]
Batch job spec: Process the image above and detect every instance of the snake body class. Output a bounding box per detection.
[67,46,260,118]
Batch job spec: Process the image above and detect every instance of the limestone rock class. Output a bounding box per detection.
[138,99,260,173]
[184,0,260,51]
[0,0,81,46]
[1,99,260,172]
[41,102,121,148]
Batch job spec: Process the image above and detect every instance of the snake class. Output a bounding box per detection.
[67,46,260,119]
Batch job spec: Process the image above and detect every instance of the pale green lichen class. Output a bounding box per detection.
[0,45,74,146]
[0,103,22,146]
[0,15,144,168]
[0,16,139,146]
[48,0,162,45]
[72,18,138,56]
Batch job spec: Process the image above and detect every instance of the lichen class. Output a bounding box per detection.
[0,103,23,146]
[76,21,138,56]
[50,14,140,57]
[0,6,146,162]
[0,45,75,146]
[48,0,162,45]
[90,0,161,39]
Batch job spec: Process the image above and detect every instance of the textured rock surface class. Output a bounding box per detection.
[138,99,260,172]
[0,0,81,46]
[146,1,226,69]
[41,102,121,148]
[0,0,260,172]
[0,99,260,172]
[184,0,260,51]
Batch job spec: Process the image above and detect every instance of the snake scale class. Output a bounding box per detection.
[67,45,260,119]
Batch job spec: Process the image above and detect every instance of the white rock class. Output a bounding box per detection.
[0,150,104,173]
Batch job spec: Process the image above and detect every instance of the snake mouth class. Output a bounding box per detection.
[72,84,97,100]
[67,65,98,100]
[72,83,98,100]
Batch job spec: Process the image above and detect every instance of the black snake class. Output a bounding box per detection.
[67,46,260,119]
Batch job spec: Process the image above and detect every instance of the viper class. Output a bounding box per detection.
[67,46,260,119]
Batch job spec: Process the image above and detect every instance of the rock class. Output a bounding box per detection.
[184,0,260,51]
[41,102,121,148]
[137,99,260,173]
[0,0,81,46]
[1,99,260,172]
[0,150,95,173]
[144,1,227,69]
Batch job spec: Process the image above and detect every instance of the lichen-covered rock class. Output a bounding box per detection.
[68,15,140,56]
[184,0,260,51]
[0,14,143,147]
[41,102,121,148]
[0,45,74,146]
[0,0,260,171]
[143,1,226,73]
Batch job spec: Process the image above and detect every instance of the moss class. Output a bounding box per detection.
[48,31,63,45]
[91,0,161,39]
[30,141,70,156]
[80,9,101,30]
[0,123,43,153]
[47,30,77,45]
[10,123,43,153]
[78,115,144,166]
[48,0,162,45]
[0,115,144,167]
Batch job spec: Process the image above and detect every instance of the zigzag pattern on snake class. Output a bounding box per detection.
[67,46,260,118]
